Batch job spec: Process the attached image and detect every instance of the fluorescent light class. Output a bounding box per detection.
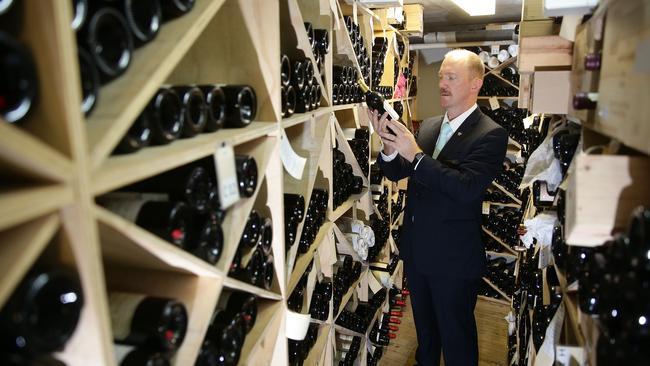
[450,0,496,16]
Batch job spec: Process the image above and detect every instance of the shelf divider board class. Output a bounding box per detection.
[0,214,60,309]
[481,227,518,255]
[0,123,73,183]
[92,122,276,195]
[239,301,284,365]
[491,182,523,205]
[216,136,277,273]
[329,190,368,222]
[287,222,333,295]
[222,276,283,301]
[0,185,73,232]
[481,276,513,303]
[104,265,222,366]
[332,11,363,77]
[94,205,221,278]
[304,324,332,365]
[87,0,228,168]
[284,0,331,106]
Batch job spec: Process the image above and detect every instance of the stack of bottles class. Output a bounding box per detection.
[296,189,328,254]
[195,291,258,366]
[336,334,361,366]
[372,37,387,87]
[342,16,370,84]
[284,193,306,250]
[332,146,364,208]
[280,54,297,118]
[391,189,406,224]
[484,256,516,298]
[479,74,518,97]
[73,0,196,115]
[114,84,257,155]
[229,210,275,290]
[284,56,321,114]
[332,65,362,105]
[303,22,329,73]
[309,279,332,321]
[335,303,374,334]
[493,162,525,201]
[333,255,363,314]
[98,154,259,265]
[287,260,312,313]
[287,323,320,366]
[0,267,84,366]
[479,106,527,145]
[482,206,523,249]
[347,128,370,177]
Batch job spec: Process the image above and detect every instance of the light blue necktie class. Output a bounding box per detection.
[432,121,454,159]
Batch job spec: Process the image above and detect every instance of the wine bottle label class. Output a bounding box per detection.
[381,100,400,120]
[99,193,167,222]
[213,144,240,209]
[114,344,136,364]
[109,292,147,340]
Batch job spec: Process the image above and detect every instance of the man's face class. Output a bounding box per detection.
[438,57,476,111]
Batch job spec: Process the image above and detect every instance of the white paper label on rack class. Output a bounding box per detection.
[353,0,358,25]
[555,346,586,366]
[482,202,491,215]
[534,303,565,366]
[523,115,535,129]
[279,128,306,180]
[383,100,400,120]
[285,310,311,340]
[491,44,500,55]
[213,143,240,209]
[369,16,374,45]
[489,96,500,110]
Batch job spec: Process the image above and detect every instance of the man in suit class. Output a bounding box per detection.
[369,49,508,365]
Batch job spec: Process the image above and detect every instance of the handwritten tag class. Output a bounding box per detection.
[213,143,240,209]
[491,44,500,55]
[489,96,500,110]
[279,128,306,179]
[482,202,491,215]
[330,116,337,149]
[522,115,535,129]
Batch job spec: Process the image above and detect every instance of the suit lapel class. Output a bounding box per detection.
[439,108,481,159]
[416,116,443,156]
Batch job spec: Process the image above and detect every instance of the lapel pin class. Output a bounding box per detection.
[458,132,463,136]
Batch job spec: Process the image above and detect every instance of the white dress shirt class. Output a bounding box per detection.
[381,104,478,169]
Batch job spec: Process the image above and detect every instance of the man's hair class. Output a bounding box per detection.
[444,49,485,80]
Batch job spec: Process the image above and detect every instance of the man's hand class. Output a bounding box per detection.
[367,109,396,156]
[380,119,422,162]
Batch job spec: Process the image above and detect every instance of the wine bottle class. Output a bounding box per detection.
[584,52,601,71]
[239,210,262,248]
[219,291,257,334]
[233,247,265,286]
[258,217,273,255]
[235,154,258,198]
[291,60,305,91]
[71,0,88,32]
[78,46,100,116]
[281,54,291,87]
[221,85,257,128]
[79,7,134,83]
[122,165,212,214]
[303,22,314,48]
[160,0,194,19]
[171,86,207,138]
[196,85,225,132]
[99,196,192,248]
[114,344,170,366]
[110,0,161,46]
[0,31,38,124]
[304,60,314,86]
[114,113,152,154]
[259,255,274,290]
[109,291,188,351]
[357,78,399,121]
[188,214,223,264]
[200,312,244,366]
[0,270,84,355]
[147,87,183,145]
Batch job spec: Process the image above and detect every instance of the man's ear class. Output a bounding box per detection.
[471,77,483,93]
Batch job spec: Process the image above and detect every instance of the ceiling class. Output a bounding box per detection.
[403,0,522,33]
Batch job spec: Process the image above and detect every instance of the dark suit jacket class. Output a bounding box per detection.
[379,108,507,279]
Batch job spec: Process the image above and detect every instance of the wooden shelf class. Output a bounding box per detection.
[0,122,73,183]
[0,185,73,232]
[287,222,333,295]
[0,214,60,308]
[86,0,229,167]
[491,182,523,205]
[91,122,277,195]
[484,201,522,208]
[329,191,368,222]
[478,294,511,307]
[304,324,331,365]
[481,277,513,303]
[486,250,517,260]
[239,301,284,365]
[481,227,518,255]
[222,276,283,301]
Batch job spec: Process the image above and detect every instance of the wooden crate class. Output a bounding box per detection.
[475,296,511,366]
[565,154,650,246]
[403,4,423,37]
[593,0,650,156]
[517,36,573,73]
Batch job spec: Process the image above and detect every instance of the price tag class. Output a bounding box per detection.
[491,44,500,55]
[482,202,491,215]
[489,96,500,110]
[538,243,552,269]
[353,0,358,26]
[213,143,240,209]
[522,115,535,129]
[279,128,306,180]
[329,116,337,148]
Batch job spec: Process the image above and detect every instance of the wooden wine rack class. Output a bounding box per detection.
[0,0,415,365]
